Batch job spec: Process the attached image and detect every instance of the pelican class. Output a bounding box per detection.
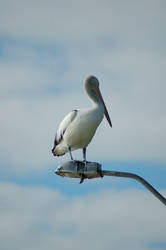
[52,75,112,162]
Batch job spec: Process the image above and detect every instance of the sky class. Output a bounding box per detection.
[0,0,166,249]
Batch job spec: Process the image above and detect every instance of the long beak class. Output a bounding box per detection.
[96,87,112,127]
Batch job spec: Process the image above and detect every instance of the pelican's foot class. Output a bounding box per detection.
[83,160,90,172]
[71,160,84,172]
[71,160,79,172]
[83,160,91,165]
[82,160,87,166]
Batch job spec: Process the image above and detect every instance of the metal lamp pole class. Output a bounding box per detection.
[55,161,166,206]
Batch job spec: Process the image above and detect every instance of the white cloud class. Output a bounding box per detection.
[0,183,165,250]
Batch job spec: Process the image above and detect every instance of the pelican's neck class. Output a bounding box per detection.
[86,87,104,110]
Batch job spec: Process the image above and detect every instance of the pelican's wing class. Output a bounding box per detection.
[54,110,78,147]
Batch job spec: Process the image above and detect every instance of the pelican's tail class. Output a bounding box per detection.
[52,142,68,157]
[52,148,65,157]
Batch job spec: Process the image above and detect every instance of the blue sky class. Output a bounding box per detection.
[0,0,166,249]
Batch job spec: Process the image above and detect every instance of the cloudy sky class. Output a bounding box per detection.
[0,0,166,249]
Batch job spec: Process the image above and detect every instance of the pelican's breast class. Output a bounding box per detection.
[64,107,104,149]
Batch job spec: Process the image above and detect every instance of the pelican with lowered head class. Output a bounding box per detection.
[52,75,112,162]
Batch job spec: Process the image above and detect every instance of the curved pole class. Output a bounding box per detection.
[55,161,166,206]
[102,170,166,206]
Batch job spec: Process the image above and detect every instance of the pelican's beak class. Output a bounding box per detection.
[95,87,112,127]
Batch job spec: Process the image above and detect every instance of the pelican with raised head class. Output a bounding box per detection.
[52,75,112,162]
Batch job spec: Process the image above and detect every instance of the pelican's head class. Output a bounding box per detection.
[85,75,112,127]
[85,75,99,91]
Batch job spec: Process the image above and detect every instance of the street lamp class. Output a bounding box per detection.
[55,160,166,206]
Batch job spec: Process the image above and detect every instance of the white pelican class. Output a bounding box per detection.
[52,75,112,162]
